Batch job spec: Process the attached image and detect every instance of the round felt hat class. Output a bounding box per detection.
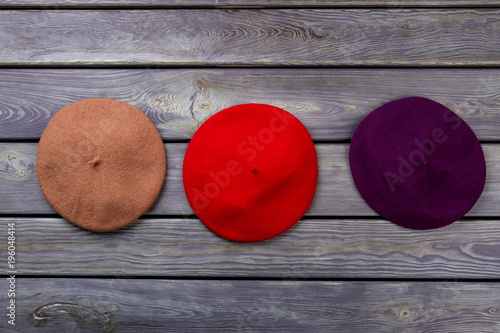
[183,103,318,242]
[36,98,166,232]
[349,96,486,229]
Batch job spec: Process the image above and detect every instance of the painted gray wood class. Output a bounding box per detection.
[0,143,498,216]
[4,217,500,278]
[2,0,500,7]
[3,278,500,332]
[0,3,498,332]
[0,10,499,66]
[1,68,500,140]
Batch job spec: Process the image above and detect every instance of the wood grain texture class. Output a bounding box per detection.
[3,279,500,332]
[0,9,499,65]
[2,0,500,7]
[4,217,500,278]
[0,4,499,332]
[0,143,498,216]
[1,68,500,140]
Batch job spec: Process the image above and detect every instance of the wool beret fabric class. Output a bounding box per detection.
[349,96,486,230]
[36,98,166,232]
[183,104,318,242]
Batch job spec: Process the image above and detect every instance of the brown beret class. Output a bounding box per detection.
[36,98,166,232]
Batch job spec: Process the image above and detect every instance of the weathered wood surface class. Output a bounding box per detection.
[3,279,500,332]
[0,10,499,66]
[4,217,500,278]
[2,0,500,7]
[1,143,498,216]
[1,68,500,141]
[1,3,500,332]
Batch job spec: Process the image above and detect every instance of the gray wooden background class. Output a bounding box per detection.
[1,1,500,332]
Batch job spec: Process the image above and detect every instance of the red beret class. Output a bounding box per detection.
[36,98,166,232]
[183,104,318,242]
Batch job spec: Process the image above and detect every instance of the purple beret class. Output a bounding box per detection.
[349,97,486,229]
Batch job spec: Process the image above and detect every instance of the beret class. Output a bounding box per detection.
[36,98,166,232]
[183,104,318,242]
[349,96,486,229]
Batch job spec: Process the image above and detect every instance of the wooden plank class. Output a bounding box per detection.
[6,217,500,278]
[2,0,500,7]
[0,10,499,66]
[1,143,499,216]
[4,279,500,332]
[1,68,500,141]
